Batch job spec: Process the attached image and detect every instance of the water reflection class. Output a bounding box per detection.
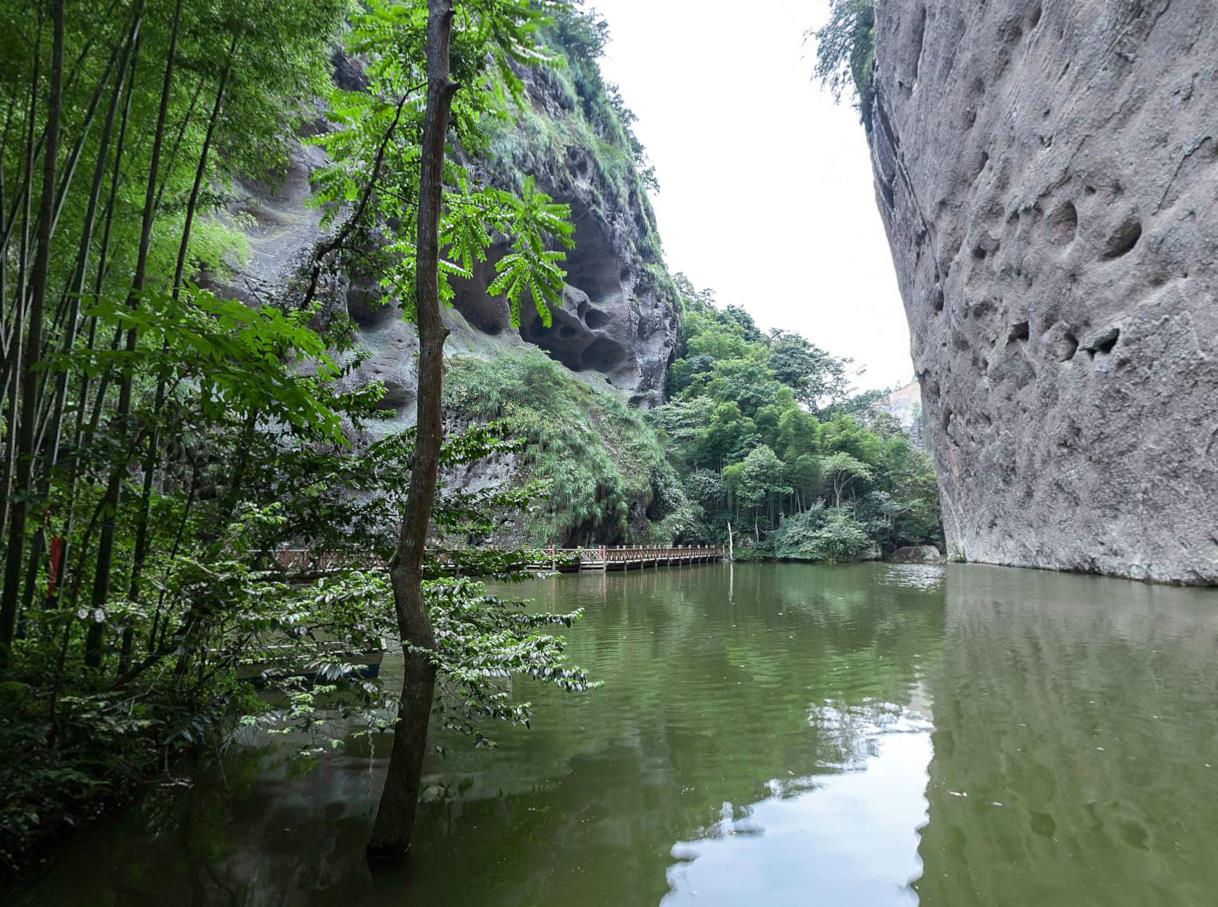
[664,707,931,906]
[8,563,1218,906]
[917,566,1218,907]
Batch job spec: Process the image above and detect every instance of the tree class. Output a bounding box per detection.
[702,401,755,469]
[0,0,62,665]
[722,303,763,342]
[735,444,791,540]
[364,0,458,861]
[767,330,851,410]
[786,453,822,513]
[819,451,873,509]
[812,0,876,122]
[347,0,576,860]
[673,271,716,314]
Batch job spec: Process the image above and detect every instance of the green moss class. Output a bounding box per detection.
[445,351,695,545]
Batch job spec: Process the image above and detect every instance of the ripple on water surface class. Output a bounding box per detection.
[7,562,1218,907]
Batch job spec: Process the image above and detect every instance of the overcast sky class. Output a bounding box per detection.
[592,0,913,391]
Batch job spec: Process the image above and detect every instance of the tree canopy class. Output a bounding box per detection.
[653,275,940,559]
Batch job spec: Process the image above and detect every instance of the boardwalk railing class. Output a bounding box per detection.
[275,545,728,578]
[539,545,727,572]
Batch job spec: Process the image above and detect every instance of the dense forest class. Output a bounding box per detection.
[0,0,934,875]
[654,278,940,561]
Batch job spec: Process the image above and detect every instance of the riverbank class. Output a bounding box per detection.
[0,665,249,879]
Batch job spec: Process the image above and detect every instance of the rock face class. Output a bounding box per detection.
[867,0,1218,583]
[214,55,678,429]
[454,63,679,407]
[890,544,942,564]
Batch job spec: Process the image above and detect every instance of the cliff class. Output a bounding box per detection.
[865,1,1218,583]
[212,24,686,545]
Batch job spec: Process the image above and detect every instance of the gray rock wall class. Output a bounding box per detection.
[458,63,679,408]
[868,0,1218,583]
[213,57,678,433]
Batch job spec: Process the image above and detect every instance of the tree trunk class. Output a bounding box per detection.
[0,27,40,595]
[23,7,140,628]
[86,0,181,668]
[366,0,456,862]
[124,34,233,672]
[0,0,63,664]
[49,33,139,617]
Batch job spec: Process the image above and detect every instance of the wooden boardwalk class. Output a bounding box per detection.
[274,545,728,576]
[537,546,727,572]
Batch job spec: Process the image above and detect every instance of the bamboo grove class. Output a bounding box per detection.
[0,0,354,671]
[0,0,608,868]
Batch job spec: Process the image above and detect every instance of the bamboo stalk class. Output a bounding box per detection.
[86,0,182,668]
[0,0,64,663]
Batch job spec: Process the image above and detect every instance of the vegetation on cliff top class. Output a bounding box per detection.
[447,351,696,547]
[482,1,668,270]
[814,0,877,122]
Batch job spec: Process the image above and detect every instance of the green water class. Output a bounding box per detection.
[10,563,1218,906]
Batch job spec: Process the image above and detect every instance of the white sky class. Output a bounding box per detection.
[593,0,914,391]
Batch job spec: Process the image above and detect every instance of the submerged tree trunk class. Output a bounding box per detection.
[366,0,456,862]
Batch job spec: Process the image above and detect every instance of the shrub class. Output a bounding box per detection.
[813,0,877,123]
[773,506,874,563]
[445,351,694,545]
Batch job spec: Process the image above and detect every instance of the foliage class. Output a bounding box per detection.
[652,275,940,558]
[446,350,696,546]
[768,330,851,409]
[0,0,598,871]
[313,1,575,326]
[477,0,668,276]
[812,0,877,122]
[773,506,874,563]
[545,1,658,192]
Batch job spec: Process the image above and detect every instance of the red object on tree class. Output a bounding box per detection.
[47,536,65,597]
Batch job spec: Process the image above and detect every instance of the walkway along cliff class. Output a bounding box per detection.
[864,0,1218,583]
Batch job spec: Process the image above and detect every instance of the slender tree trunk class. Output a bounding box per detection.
[22,8,140,625]
[0,0,63,664]
[49,36,140,617]
[45,36,125,243]
[0,101,12,365]
[123,35,233,671]
[366,0,456,862]
[86,0,181,668]
[0,30,41,561]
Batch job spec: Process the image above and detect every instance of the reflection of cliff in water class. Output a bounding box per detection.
[917,566,1218,906]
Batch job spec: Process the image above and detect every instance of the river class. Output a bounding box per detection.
[9,562,1218,905]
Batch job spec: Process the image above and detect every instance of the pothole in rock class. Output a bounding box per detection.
[584,308,611,329]
[582,337,627,371]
